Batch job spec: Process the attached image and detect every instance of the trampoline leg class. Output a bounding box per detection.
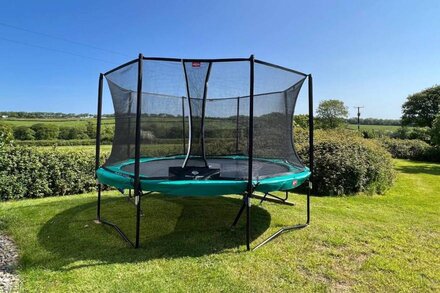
[135,190,141,248]
[97,184,101,221]
[231,201,245,227]
[245,195,251,251]
[253,183,311,251]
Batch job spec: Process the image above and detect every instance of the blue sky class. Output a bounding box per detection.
[0,0,439,118]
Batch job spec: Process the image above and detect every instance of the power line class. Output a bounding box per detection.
[0,36,118,64]
[0,21,131,58]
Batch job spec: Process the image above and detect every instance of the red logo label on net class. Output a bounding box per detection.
[192,62,201,68]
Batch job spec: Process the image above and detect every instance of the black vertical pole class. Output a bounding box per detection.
[182,96,186,154]
[307,74,314,224]
[96,73,104,221]
[134,54,144,248]
[235,97,240,153]
[246,55,255,251]
[200,62,212,167]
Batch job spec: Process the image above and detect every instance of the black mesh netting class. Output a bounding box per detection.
[103,58,306,179]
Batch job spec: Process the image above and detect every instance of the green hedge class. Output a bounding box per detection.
[0,145,108,201]
[379,138,440,162]
[15,139,102,147]
[1,129,397,200]
[295,129,395,195]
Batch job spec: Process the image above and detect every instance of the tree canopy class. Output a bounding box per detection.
[316,99,349,129]
[402,85,440,128]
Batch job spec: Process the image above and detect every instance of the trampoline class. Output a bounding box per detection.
[95,55,314,251]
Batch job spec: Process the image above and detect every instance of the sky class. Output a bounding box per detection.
[0,0,439,118]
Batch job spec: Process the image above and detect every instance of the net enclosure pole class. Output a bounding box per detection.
[181,96,186,154]
[134,53,144,248]
[235,97,240,153]
[246,55,255,251]
[96,73,104,221]
[307,74,314,224]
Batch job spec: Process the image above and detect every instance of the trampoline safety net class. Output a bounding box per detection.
[103,58,307,180]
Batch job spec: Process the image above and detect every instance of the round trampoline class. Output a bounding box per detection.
[95,54,314,250]
[97,156,311,196]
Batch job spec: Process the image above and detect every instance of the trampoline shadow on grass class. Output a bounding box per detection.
[38,195,271,270]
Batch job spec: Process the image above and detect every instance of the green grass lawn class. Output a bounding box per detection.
[0,159,439,292]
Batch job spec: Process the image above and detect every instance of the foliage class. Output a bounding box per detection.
[15,139,99,147]
[86,121,96,138]
[294,114,309,128]
[346,117,401,126]
[0,123,14,144]
[58,125,89,140]
[431,113,440,146]
[0,111,93,119]
[31,123,60,140]
[316,99,349,129]
[379,138,440,162]
[295,129,395,195]
[0,145,108,200]
[13,126,36,140]
[402,85,440,127]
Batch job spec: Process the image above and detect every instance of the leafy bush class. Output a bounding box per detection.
[13,126,36,140]
[0,123,14,144]
[379,138,440,162]
[58,126,89,140]
[31,123,60,140]
[0,145,108,200]
[295,129,395,195]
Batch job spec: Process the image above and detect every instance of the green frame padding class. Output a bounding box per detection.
[97,156,311,196]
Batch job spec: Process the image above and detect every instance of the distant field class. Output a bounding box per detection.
[347,124,402,131]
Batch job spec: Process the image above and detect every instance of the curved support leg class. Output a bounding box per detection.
[253,183,311,251]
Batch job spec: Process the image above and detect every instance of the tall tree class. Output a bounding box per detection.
[402,85,440,128]
[316,99,349,129]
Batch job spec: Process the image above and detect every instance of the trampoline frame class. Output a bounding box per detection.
[95,54,314,251]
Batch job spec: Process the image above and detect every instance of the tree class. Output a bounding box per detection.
[431,113,440,146]
[13,126,35,140]
[86,121,96,138]
[294,114,309,128]
[402,85,440,128]
[316,99,348,129]
[31,123,59,140]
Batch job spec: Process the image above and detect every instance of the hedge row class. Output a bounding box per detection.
[378,138,440,162]
[0,146,108,200]
[15,139,103,147]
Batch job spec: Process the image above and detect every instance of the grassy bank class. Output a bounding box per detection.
[0,159,438,292]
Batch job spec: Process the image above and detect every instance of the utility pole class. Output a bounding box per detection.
[354,106,364,131]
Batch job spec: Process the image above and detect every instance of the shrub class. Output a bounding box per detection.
[13,126,36,140]
[59,126,89,140]
[295,129,395,195]
[31,123,60,140]
[0,123,14,144]
[379,138,440,162]
[0,145,108,200]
